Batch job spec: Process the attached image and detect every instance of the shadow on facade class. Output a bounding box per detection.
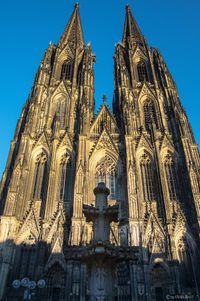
[0,238,199,301]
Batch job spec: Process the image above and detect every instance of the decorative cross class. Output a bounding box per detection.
[102,95,107,104]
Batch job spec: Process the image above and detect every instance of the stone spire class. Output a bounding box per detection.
[122,5,144,46]
[58,3,84,50]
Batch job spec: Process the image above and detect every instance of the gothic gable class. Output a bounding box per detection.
[136,132,153,154]
[45,237,66,272]
[172,209,187,235]
[16,206,40,244]
[57,132,73,153]
[33,132,50,151]
[51,81,70,100]
[138,82,156,102]
[46,205,66,244]
[90,104,119,135]
[58,44,74,60]
[144,212,165,237]
[89,129,118,159]
[132,45,148,62]
[144,212,166,258]
[160,133,175,154]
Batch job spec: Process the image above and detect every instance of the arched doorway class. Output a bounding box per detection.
[150,261,171,301]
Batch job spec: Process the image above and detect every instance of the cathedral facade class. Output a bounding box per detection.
[0,4,200,301]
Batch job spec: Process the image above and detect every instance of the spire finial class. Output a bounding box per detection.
[102,95,107,104]
[122,4,144,46]
[58,2,84,49]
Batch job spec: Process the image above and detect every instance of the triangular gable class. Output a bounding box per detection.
[138,82,156,101]
[33,132,49,151]
[136,132,152,153]
[89,129,118,159]
[57,132,73,152]
[145,211,165,239]
[172,210,187,235]
[132,45,148,61]
[151,236,165,253]
[149,236,166,262]
[160,133,174,153]
[45,237,66,272]
[46,206,66,244]
[51,81,70,100]
[59,44,74,60]
[16,208,40,244]
[90,104,119,135]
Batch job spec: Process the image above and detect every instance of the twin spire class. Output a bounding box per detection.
[58,3,84,49]
[122,5,144,46]
[58,4,143,49]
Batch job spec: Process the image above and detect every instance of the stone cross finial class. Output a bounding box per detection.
[102,95,107,104]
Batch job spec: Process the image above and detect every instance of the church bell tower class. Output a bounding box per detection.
[0,4,200,301]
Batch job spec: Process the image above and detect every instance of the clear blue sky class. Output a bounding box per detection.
[0,0,200,177]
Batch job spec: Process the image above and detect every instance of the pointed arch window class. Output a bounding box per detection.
[60,60,73,81]
[163,155,177,200]
[95,156,117,199]
[32,152,47,200]
[143,100,158,131]
[140,154,155,201]
[137,61,149,82]
[58,154,70,201]
[59,100,67,129]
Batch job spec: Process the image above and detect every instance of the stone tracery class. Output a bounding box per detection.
[95,155,118,199]
[0,3,199,301]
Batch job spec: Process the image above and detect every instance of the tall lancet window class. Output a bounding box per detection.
[32,152,47,200]
[137,61,149,82]
[58,154,70,201]
[163,154,177,200]
[95,156,117,199]
[60,60,73,81]
[59,100,67,129]
[143,100,158,131]
[140,154,155,201]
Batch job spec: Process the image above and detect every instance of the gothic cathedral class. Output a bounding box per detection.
[0,4,200,301]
